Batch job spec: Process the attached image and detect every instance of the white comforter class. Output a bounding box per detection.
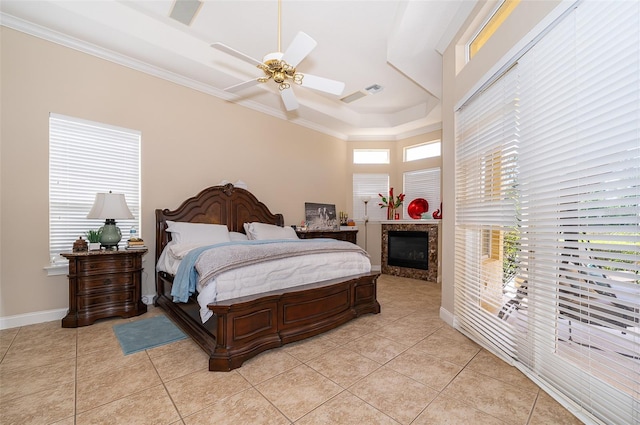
[157,239,371,323]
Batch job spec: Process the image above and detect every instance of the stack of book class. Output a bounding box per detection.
[126,238,147,250]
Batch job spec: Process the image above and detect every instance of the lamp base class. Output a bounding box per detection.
[99,220,122,250]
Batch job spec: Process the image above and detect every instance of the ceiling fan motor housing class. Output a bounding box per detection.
[260,52,301,87]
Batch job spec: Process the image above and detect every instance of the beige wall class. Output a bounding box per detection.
[0,27,351,319]
[439,0,562,319]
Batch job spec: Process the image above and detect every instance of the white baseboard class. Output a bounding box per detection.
[439,306,455,327]
[0,308,68,330]
[1,295,157,329]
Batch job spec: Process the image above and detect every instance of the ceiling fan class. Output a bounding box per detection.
[211,0,345,111]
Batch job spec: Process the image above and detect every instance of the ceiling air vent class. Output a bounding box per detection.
[341,84,384,103]
[341,91,367,104]
[365,84,383,94]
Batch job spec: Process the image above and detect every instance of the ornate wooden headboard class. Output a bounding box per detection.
[155,183,285,265]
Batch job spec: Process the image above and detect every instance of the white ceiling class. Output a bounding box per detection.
[1,0,476,140]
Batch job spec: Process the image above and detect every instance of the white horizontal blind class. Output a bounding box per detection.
[455,1,640,424]
[516,1,640,423]
[353,173,389,221]
[455,64,520,358]
[403,168,441,218]
[49,114,141,262]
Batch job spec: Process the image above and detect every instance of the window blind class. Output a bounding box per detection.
[403,168,441,217]
[455,64,520,358]
[454,1,639,424]
[49,114,141,263]
[352,173,389,221]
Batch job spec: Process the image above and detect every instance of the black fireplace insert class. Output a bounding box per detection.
[388,230,429,270]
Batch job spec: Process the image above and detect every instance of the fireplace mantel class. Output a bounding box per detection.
[382,222,439,281]
[381,220,441,225]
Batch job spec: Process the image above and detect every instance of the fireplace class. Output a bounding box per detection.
[382,222,439,281]
[388,231,429,270]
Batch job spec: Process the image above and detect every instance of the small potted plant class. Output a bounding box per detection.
[86,229,102,251]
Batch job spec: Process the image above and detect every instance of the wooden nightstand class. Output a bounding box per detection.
[296,229,358,244]
[61,249,147,327]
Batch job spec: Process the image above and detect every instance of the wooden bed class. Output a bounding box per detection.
[155,183,381,371]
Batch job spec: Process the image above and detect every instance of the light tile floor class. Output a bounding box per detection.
[0,275,583,424]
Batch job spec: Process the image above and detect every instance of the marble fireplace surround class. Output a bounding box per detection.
[381,220,439,282]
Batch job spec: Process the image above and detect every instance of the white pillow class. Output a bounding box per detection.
[229,231,248,241]
[243,222,299,240]
[166,221,231,245]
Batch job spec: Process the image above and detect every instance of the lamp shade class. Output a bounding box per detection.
[86,192,134,220]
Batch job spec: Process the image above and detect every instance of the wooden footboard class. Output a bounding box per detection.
[156,271,380,371]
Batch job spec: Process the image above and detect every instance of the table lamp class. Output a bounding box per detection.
[87,191,134,250]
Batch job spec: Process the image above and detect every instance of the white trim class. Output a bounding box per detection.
[0,308,68,330]
[455,0,578,111]
[346,123,443,142]
[439,306,455,327]
[465,0,505,63]
[1,295,157,329]
[44,264,68,276]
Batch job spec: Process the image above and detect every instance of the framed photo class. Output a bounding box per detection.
[305,202,338,230]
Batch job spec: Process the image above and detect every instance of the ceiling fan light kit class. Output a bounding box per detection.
[211,0,345,111]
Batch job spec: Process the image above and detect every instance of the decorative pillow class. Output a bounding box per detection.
[166,221,231,245]
[243,222,299,240]
[229,231,248,241]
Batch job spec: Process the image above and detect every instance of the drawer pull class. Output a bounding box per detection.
[103,278,112,285]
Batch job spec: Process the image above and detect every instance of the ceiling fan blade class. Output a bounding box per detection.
[281,32,317,68]
[211,42,263,67]
[300,74,346,96]
[280,88,299,111]
[224,79,260,93]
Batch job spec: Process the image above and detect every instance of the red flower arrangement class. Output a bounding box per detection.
[379,188,405,219]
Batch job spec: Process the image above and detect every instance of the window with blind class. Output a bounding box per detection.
[49,114,141,264]
[403,168,441,218]
[352,173,389,221]
[454,1,639,424]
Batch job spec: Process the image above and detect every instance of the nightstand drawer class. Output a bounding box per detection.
[77,256,134,274]
[78,273,133,293]
[78,290,134,310]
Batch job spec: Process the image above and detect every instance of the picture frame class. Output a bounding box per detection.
[305,202,338,230]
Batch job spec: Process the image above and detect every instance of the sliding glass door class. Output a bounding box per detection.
[455,1,639,424]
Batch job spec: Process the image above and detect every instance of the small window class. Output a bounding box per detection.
[353,149,390,164]
[404,141,441,162]
[468,0,520,60]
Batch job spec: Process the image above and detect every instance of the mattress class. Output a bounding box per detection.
[157,239,371,323]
